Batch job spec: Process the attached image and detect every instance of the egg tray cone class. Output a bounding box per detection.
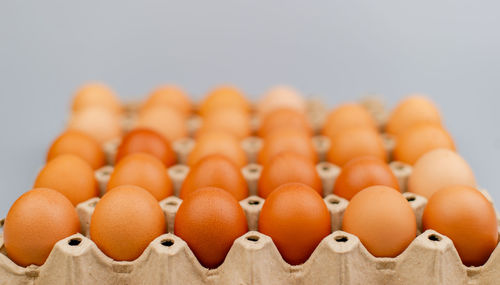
[1,161,500,285]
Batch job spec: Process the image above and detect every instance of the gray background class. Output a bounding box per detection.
[0,1,499,218]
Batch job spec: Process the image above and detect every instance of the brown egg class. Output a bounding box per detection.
[258,108,312,137]
[187,132,248,168]
[141,85,192,116]
[135,106,187,142]
[34,154,99,206]
[259,183,331,265]
[196,109,251,140]
[107,153,173,201]
[90,185,166,261]
[327,127,386,166]
[47,130,106,170]
[258,152,322,198]
[334,157,400,200]
[115,128,176,167]
[3,188,80,267]
[67,107,123,144]
[386,95,442,136]
[175,187,248,268]
[342,186,417,257]
[408,149,476,198]
[257,86,306,116]
[180,154,248,201]
[322,103,378,138]
[199,85,250,116]
[394,123,455,165]
[257,128,317,165]
[422,186,498,266]
[71,83,122,115]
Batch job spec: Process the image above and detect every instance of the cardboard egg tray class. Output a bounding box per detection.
[1,96,499,284]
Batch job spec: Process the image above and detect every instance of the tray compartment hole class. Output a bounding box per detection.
[246,235,260,242]
[428,234,442,242]
[161,239,175,247]
[334,235,348,242]
[68,238,82,246]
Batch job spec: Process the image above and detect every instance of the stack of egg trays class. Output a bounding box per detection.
[1,97,499,284]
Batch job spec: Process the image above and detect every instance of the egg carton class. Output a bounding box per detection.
[1,160,499,285]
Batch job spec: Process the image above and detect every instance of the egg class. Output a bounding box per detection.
[187,132,248,168]
[257,86,306,116]
[135,106,187,142]
[3,188,80,267]
[175,187,248,268]
[47,130,106,170]
[342,186,417,257]
[196,109,251,140]
[180,154,248,201]
[258,152,322,198]
[394,123,455,165]
[198,85,250,116]
[107,153,173,200]
[258,108,312,137]
[257,128,317,165]
[34,154,99,206]
[326,127,386,166]
[141,85,192,116]
[258,183,331,265]
[385,95,442,136]
[333,156,400,200]
[90,185,166,261]
[407,149,476,198]
[322,103,378,138]
[71,83,122,115]
[115,128,176,167]
[422,185,498,266]
[67,107,123,144]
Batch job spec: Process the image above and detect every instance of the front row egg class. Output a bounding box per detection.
[90,185,166,261]
[3,188,80,267]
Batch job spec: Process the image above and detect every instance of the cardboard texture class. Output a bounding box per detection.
[1,161,499,285]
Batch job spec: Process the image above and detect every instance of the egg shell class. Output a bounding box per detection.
[258,108,312,137]
[258,183,331,265]
[47,130,106,170]
[322,103,378,138]
[71,83,122,115]
[180,154,248,201]
[187,132,248,168]
[135,106,187,143]
[422,185,498,266]
[107,153,173,200]
[408,148,476,198]
[67,107,123,144]
[257,86,306,116]
[3,188,80,267]
[90,185,166,261]
[174,187,248,269]
[198,86,250,116]
[141,85,192,116]
[342,185,417,257]
[34,154,99,206]
[327,127,386,166]
[196,109,251,140]
[386,95,442,136]
[257,128,317,165]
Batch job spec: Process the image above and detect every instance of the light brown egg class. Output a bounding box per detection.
[258,108,312,137]
[407,149,476,198]
[34,154,99,206]
[47,130,106,170]
[393,123,455,164]
[196,109,251,140]
[90,185,166,261]
[3,188,80,267]
[257,86,306,116]
[422,185,498,266]
[327,127,386,166]
[67,107,122,144]
[107,153,173,201]
[175,187,248,269]
[198,85,250,116]
[342,186,417,257]
[322,103,378,138]
[187,132,248,168]
[135,106,187,142]
[257,128,317,165]
[258,152,322,198]
[71,83,122,115]
[141,85,192,116]
[180,154,248,201]
[385,95,442,136]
